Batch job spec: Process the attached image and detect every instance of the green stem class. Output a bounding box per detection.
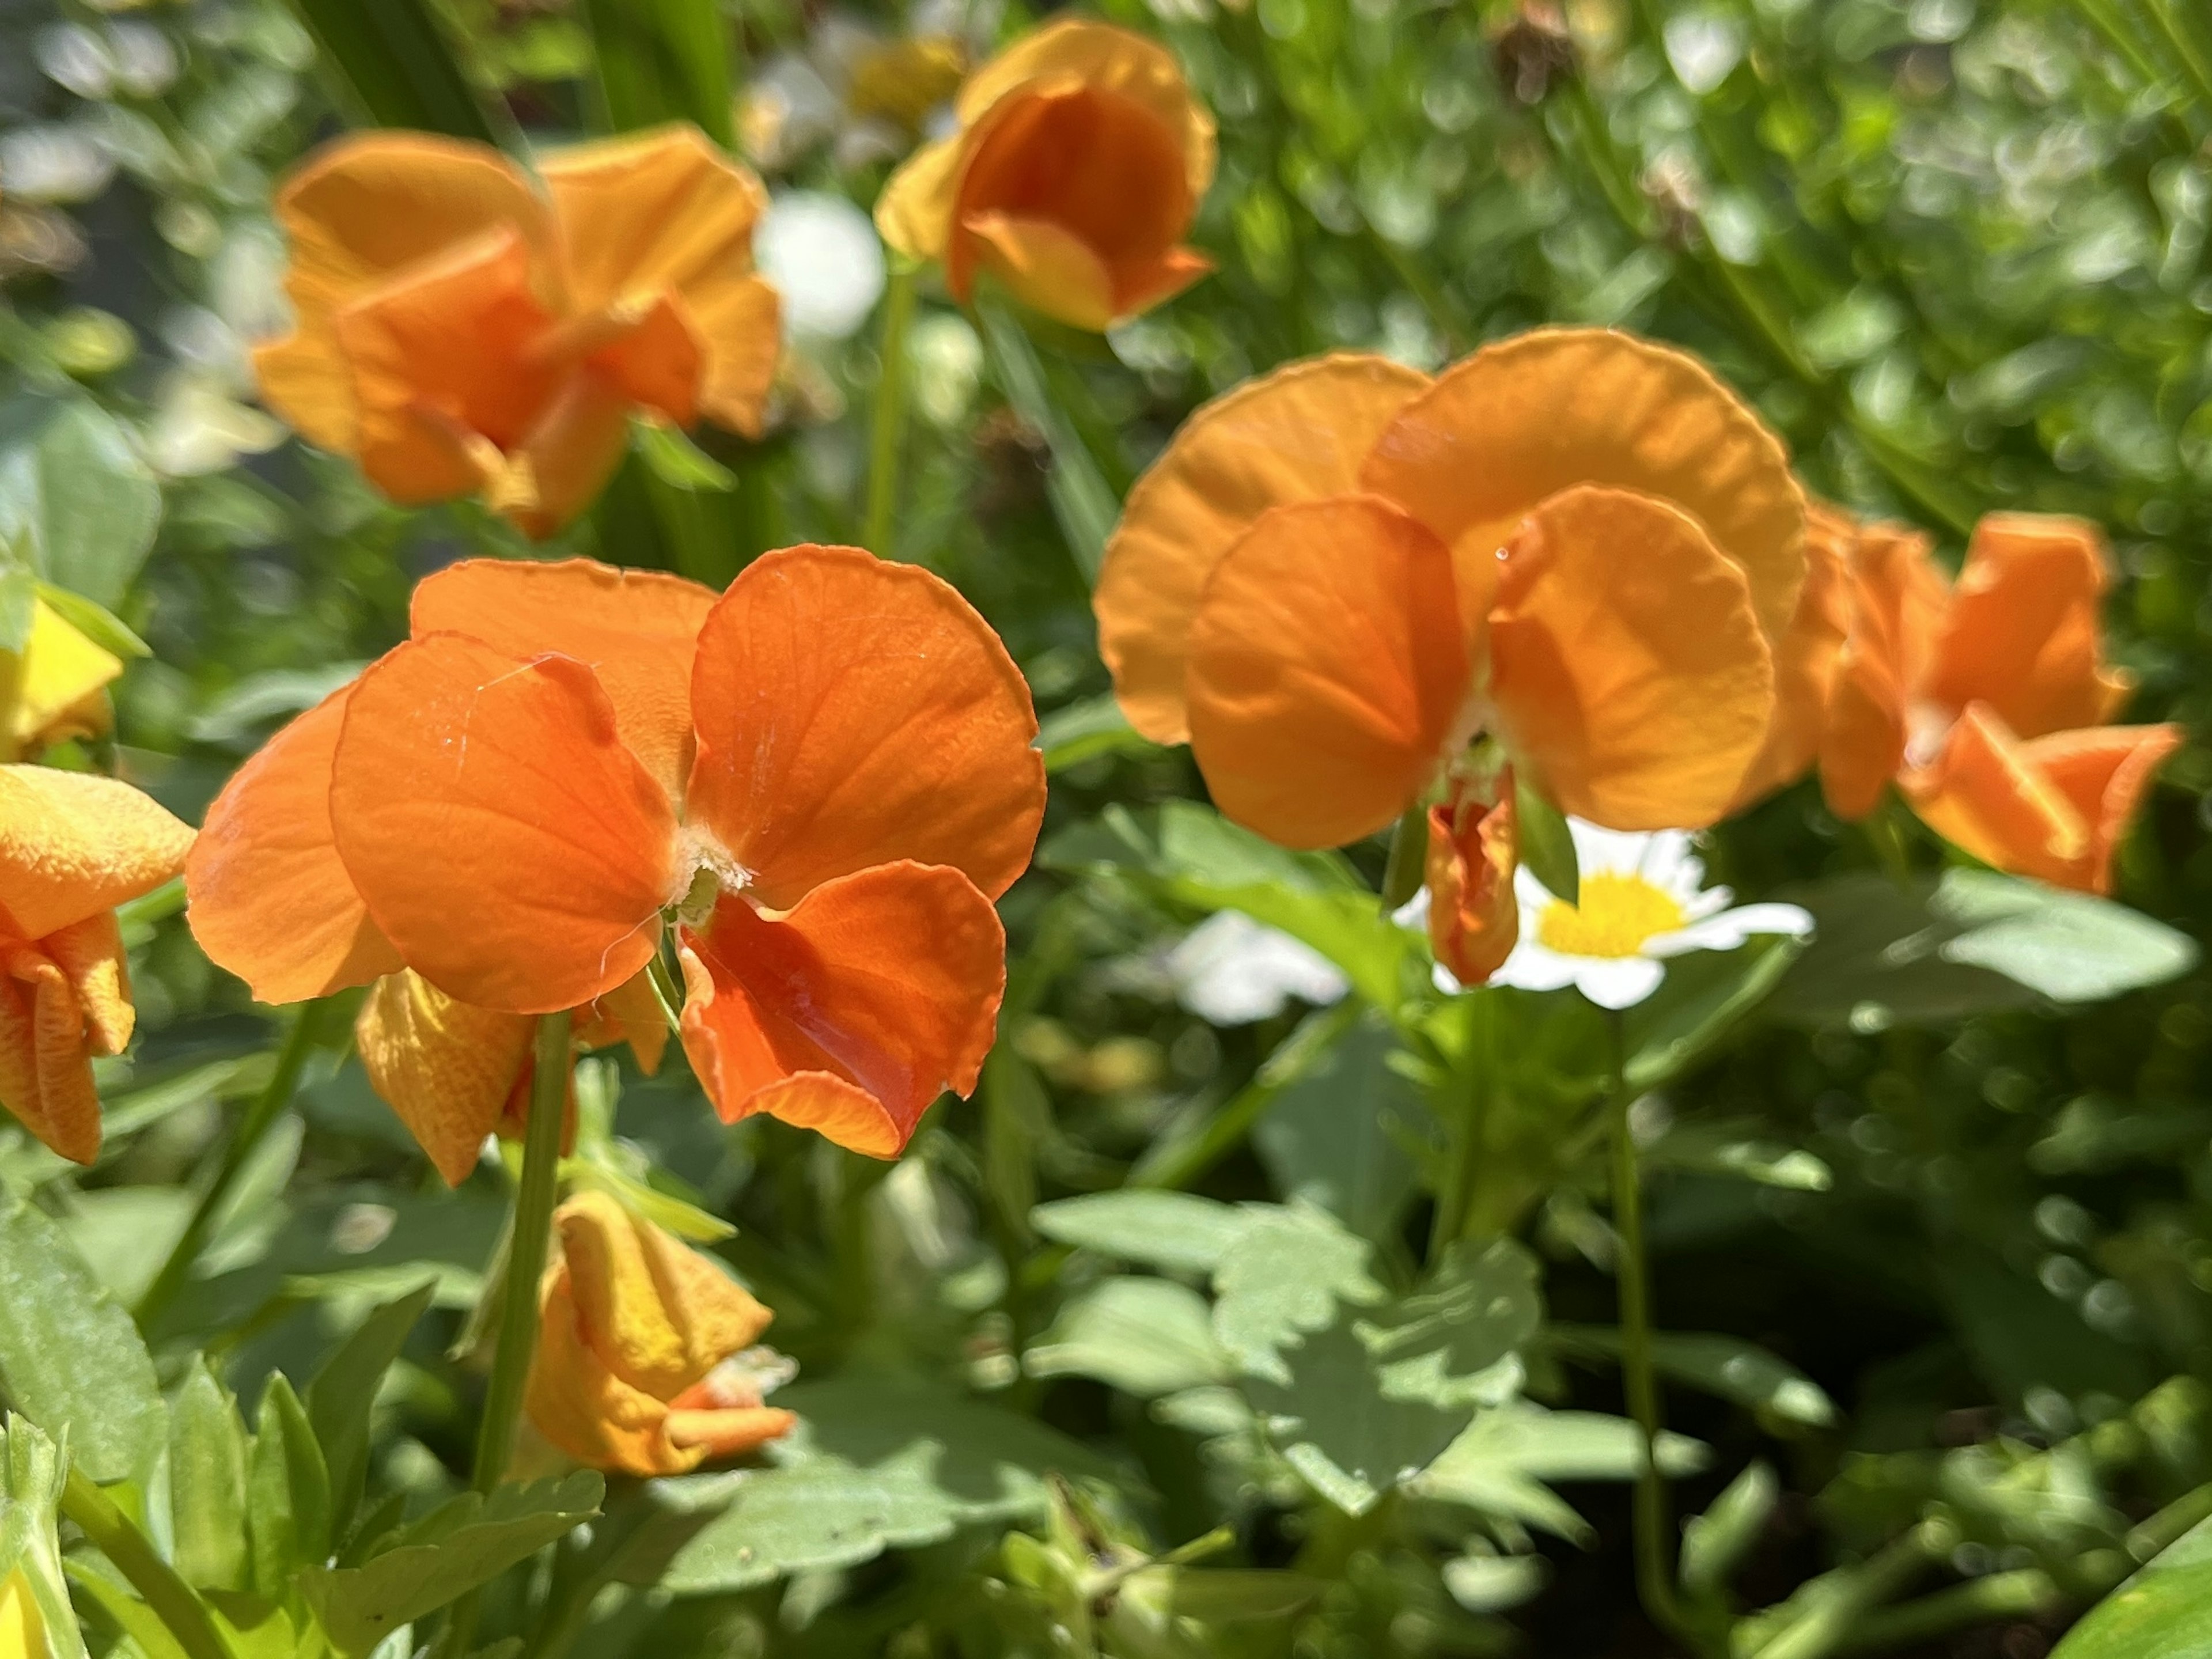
[645,950,685,1039]
[1128,1000,1363,1191]
[1380,803,1429,912]
[862,263,918,556]
[62,1469,238,1659]
[1834,1569,2057,1657]
[135,999,328,1331]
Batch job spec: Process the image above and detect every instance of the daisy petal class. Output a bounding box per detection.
[1571,956,1665,1010]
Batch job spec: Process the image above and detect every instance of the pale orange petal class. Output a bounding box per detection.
[1816,518,1948,821]
[529,1269,703,1477]
[501,369,637,539]
[186,684,402,1005]
[329,634,678,1015]
[539,126,769,320]
[663,1403,798,1459]
[1186,495,1471,850]
[1425,777,1519,987]
[681,274,781,437]
[959,211,1118,330]
[685,545,1044,908]
[1361,327,1808,644]
[2021,723,2181,893]
[0,948,99,1165]
[875,135,966,262]
[677,863,1007,1157]
[355,970,530,1186]
[0,765,194,944]
[1111,244,1213,319]
[45,910,131,1056]
[1096,354,1431,744]
[576,967,669,1076]
[1732,500,1852,810]
[1486,486,1774,830]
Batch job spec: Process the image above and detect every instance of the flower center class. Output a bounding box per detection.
[1535,872,1687,959]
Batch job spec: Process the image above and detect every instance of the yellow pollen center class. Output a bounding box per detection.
[1535,872,1687,959]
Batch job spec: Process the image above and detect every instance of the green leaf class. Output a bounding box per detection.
[0,1414,86,1659]
[0,395,162,608]
[1624,935,1802,1092]
[1514,778,1578,907]
[1408,1404,1709,1544]
[635,421,738,493]
[0,1190,166,1487]
[306,1282,435,1540]
[1364,1238,1543,1405]
[283,0,509,144]
[1025,1278,1229,1397]
[248,1376,332,1603]
[170,1359,252,1594]
[1643,1123,1831,1191]
[1031,1191,1252,1275]
[1252,1011,1423,1243]
[1932,870,2198,1003]
[66,1560,187,1659]
[186,665,363,745]
[0,565,33,654]
[33,584,147,658]
[1551,1326,1836,1426]
[580,0,734,145]
[977,297,1120,583]
[299,1473,602,1656]
[1040,694,1158,772]
[1210,1205,1382,1377]
[2050,1560,2212,1659]
[1680,1459,1778,1596]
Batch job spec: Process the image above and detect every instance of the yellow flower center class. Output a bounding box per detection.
[1535,872,1687,959]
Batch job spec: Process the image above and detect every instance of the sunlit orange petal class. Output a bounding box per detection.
[0,764,194,945]
[577,967,670,1077]
[1111,245,1213,319]
[1487,486,1774,830]
[588,290,703,427]
[677,863,1008,1157]
[186,684,402,1005]
[502,369,637,539]
[529,1271,700,1476]
[45,911,131,1056]
[1732,501,1852,810]
[960,211,1118,330]
[330,634,678,1015]
[680,273,781,437]
[876,135,967,263]
[1187,495,1470,850]
[0,949,98,1165]
[1096,354,1430,744]
[539,126,769,321]
[2022,724,2181,893]
[1923,513,2134,738]
[1426,778,1519,986]
[685,545,1044,908]
[354,970,529,1187]
[664,1403,798,1459]
[1361,327,1808,643]
[1816,518,1947,822]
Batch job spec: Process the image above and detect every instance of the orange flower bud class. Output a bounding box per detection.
[1425,775,1520,987]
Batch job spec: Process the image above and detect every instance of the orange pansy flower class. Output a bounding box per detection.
[1817,510,2177,894]
[255,125,781,538]
[0,766,194,1163]
[527,1190,794,1477]
[876,18,1215,331]
[187,551,1044,1160]
[1093,328,1801,987]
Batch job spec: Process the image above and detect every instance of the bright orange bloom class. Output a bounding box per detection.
[187,551,1044,1159]
[255,125,781,537]
[527,1190,794,1477]
[876,19,1215,331]
[1093,328,1801,986]
[1817,511,2177,894]
[0,766,194,1162]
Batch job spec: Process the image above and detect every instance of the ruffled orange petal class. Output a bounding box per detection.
[1425,777,1519,986]
[586,290,703,427]
[684,546,1044,908]
[0,764,194,945]
[329,634,678,1015]
[0,943,100,1164]
[679,273,781,437]
[1732,501,1852,810]
[1187,495,1470,850]
[45,911,132,1056]
[1361,327,1808,644]
[1486,486,1774,830]
[1096,353,1431,744]
[187,684,402,1005]
[960,211,1118,331]
[529,1269,706,1476]
[1923,513,2134,738]
[1816,518,1948,821]
[1111,244,1213,319]
[354,969,531,1186]
[411,559,717,804]
[500,368,637,539]
[676,862,1007,1157]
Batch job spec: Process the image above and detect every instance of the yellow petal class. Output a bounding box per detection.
[0,1569,44,1659]
[7,599,120,756]
[355,971,532,1187]
[681,273,781,437]
[960,211,1118,329]
[0,765,193,944]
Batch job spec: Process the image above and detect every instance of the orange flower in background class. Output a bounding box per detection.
[0,767,194,1162]
[876,18,1215,331]
[527,1190,794,1476]
[1093,327,1802,987]
[187,551,1045,1161]
[1817,511,2179,894]
[256,124,781,537]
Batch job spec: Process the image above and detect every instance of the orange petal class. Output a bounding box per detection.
[1361,327,1808,645]
[500,368,637,539]
[45,911,131,1056]
[1732,501,1853,810]
[0,765,194,944]
[1816,518,1948,821]
[1425,777,1520,986]
[685,545,1044,908]
[2021,724,2182,893]
[588,290,703,427]
[186,684,402,1005]
[1096,353,1431,744]
[0,945,99,1164]
[959,211,1118,331]
[876,135,966,263]
[663,1403,798,1460]
[411,558,717,804]
[1187,495,1471,850]
[539,126,770,321]
[354,970,531,1186]
[529,1268,704,1477]
[576,966,669,1077]
[681,273,781,437]
[1111,244,1213,319]
[1487,485,1774,830]
[677,863,1007,1157]
[1923,513,2134,739]
[329,634,678,1015]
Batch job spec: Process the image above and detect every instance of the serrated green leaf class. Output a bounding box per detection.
[1025,1277,1229,1397]
[1211,1205,1382,1377]
[1032,1190,1252,1274]
[1252,1011,1423,1243]
[1364,1238,1542,1404]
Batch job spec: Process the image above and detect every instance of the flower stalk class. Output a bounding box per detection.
[863,260,918,557]
[60,1469,238,1659]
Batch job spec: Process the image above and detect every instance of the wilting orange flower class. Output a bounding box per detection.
[0,766,194,1162]
[3,600,122,762]
[527,1190,794,1477]
[187,552,1044,1159]
[1817,511,2178,894]
[255,124,780,537]
[876,18,1215,331]
[1093,328,1801,986]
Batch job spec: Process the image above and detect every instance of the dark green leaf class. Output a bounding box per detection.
[1514,778,1578,907]
[581,0,735,145]
[0,395,162,608]
[284,0,509,144]
[2050,1561,2212,1659]
[977,297,1119,583]
[306,1281,435,1539]
[1626,935,1802,1092]
[1040,694,1157,771]
[1551,1326,1835,1426]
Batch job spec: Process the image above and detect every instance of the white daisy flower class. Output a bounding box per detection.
[1168,911,1349,1026]
[1487,821,1813,1010]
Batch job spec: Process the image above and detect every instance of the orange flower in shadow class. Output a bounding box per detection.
[1817,511,2177,893]
[186,552,1044,1161]
[876,19,1214,331]
[527,1190,794,1477]
[0,767,193,1162]
[1093,328,1801,987]
[256,125,780,537]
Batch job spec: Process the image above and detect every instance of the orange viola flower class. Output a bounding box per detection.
[1093,328,1802,987]
[186,552,1044,1160]
[876,18,1215,331]
[255,125,781,538]
[527,1190,795,1477]
[1817,511,2178,894]
[0,766,194,1163]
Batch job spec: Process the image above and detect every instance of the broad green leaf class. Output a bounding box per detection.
[1933,870,2198,1003]
[187,665,363,745]
[1365,1238,1543,1405]
[0,395,161,608]
[1211,1205,1382,1377]
[976,297,1119,582]
[0,1415,85,1659]
[249,1376,332,1603]
[1680,1459,1778,1595]
[1031,1191,1251,1275]
[1164,1568,1323,1622]
[1025,1278,1229,1397]
[284,0,509,145]
[306,1282,435,1539]
[0,1191,166,1486]
[1514,778,1578,906]
[1551,1326,1835,1426]
[2049,1560,2212,1659]
[581,0,734,145]
[1252,1012,1423,1243]
[1040,694,1157,772]
[170,1359,252,1594]
[1408,1404,1709,1543]
[299,1473,602,1656]
[1625,935,1802,1092]
[65,1561,184,1659]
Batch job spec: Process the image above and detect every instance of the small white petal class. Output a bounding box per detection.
[1492,940,1580,993]
[1392,887,1432,931]
[1431,961,1464,995]
[1513,862,1556,910]
[1574,956,1666,1009]
[1680,884,1734,922]
[757,191,887,341]
[1168,911,1349,1025]
[1567,819,1650,876]
[1645,902,1815,958]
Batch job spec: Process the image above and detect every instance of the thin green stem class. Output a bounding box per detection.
[1128,1000,1363,1191]
[62,1469,238,1659]
[862,263,918,556]
[136,999,328,1330]
[645,950,685,1039]
[1834,1569,2056,1657]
